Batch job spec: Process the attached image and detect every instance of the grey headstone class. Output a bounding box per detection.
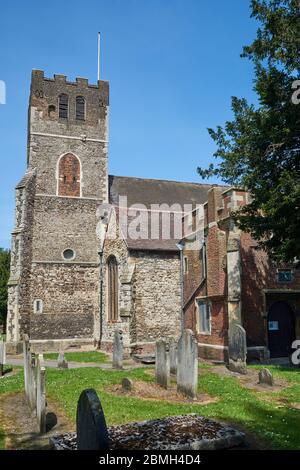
[28,353,37,413]
[177,329,198,399]
[121,377,133,392]
[258,368,274,386]
[155,339,170,389]
[112,329,123,369]
[169,338,177,375]
[228,324,247,375]
[57,351,68,369]
[76,389,109,450]
[23,335,30,398]
[36,354,46,434]
[0,341,6,377]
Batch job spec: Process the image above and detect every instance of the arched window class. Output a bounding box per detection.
[107,256,119,322]
[48,104,56,118]
[58,93,68,118]
[76,96,85,120]
[58,153,81,197]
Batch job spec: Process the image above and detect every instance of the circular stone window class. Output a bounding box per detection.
[62,249,75,261]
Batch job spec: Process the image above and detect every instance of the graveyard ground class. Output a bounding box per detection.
[0,360,300,450]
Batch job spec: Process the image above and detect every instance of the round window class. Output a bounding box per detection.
[63,249,75,260]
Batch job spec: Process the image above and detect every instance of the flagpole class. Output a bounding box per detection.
[97,32,101,81]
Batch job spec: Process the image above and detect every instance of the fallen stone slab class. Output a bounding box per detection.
[50,414,245,450]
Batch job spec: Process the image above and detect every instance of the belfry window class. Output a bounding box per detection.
[58,93,68,118]
[76,96,85,120]
[107,255,119,322]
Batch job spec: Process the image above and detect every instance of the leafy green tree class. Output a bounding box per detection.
[0,248,10,327]
[198,0,300,262]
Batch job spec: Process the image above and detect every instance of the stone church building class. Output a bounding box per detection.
[6,70,300,359]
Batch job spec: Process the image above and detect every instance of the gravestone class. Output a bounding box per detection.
[36,354,46,434]
[23,334,30,398]
[0,341,6,377]
[76,389,109,450]
[155,339,170,389]
[228,324,247,375]
[57,351,68,369]
[169,338,177,375]
[122,377,133,392]
[23,334,37,413]
[112,329,123,369]
[258,368,274,386]
[177,329,198,399]
[28,353,37,413]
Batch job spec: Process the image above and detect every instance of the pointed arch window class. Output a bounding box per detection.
[107,255,119,322]
[76,96,85,120]
[58,93,68,118]
[58,153,81,197]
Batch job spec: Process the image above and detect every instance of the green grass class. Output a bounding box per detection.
[0,363,300,449]
[43,351,109,363]
[0,334,6,341]
[0,428,5,450]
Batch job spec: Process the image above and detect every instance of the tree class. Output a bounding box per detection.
[0,248,10,327]
[198,0,300,263]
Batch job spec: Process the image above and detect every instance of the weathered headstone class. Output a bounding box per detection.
[155,339,170,389]
[258,368,274,386]
[57,351,68,369]
[23,335,37,413]
[121,377,133,392]
[169,338,177,375]
[23,334,30,398]
[0,341,6,377]
[177,329,198,399]
[28,352,37,413]
[76,389,109,450]
[228,324,247,375]
[112,329,123,369]
[36,354,46,434]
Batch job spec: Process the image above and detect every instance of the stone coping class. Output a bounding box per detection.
[50,414,245,450]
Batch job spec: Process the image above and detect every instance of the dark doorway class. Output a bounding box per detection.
[267,301,295,358]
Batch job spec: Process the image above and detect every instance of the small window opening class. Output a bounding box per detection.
[34,299,43,314]
[197,300,211,334]
[48,105,56,118]
[63,249,75,261]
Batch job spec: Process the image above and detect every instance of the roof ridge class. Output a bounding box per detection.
[109,174,226,187]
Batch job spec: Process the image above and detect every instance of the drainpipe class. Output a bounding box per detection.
[176,240,185,332]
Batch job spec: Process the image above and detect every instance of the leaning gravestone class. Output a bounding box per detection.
[112,329,123,369]
[177,329,198,399]
[0,340,6,377]
[57,351,68,369]
[155,339,170,389]
[169,338,177,376]
[228,324,247,375]
[76,389,109,450]
[258,368,274,386]
[36,354,46,434]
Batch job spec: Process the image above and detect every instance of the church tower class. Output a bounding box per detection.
[7,70,109,345]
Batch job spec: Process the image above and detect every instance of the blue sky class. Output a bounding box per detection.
[0,0,258,248]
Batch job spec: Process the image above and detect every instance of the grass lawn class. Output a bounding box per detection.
[0,363,300,449]
[43,351,109,363]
